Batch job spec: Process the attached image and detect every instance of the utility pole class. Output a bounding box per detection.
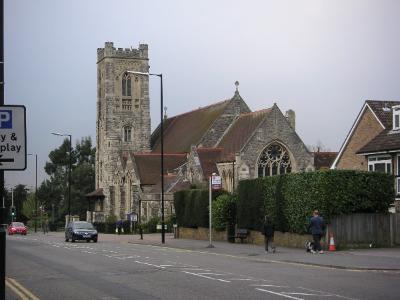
[0,0,6,298]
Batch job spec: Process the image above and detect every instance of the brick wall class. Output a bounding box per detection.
[336,108,383,170]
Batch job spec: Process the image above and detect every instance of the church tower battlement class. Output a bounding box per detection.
[96,42,151,216]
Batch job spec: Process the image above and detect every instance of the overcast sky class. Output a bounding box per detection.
[5,0,400,189]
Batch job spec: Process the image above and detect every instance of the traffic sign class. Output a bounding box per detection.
[0,105,26,170]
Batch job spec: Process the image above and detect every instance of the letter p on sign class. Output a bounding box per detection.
[0,110,12,128]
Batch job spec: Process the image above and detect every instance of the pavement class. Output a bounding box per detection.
[97,232,400,272]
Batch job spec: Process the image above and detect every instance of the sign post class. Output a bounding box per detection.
[207,174,221,248]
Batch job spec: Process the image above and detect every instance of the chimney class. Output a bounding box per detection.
[285,109,295,130]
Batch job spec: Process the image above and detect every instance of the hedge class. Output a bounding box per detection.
[174,189,227,228]
[237,170,394,234]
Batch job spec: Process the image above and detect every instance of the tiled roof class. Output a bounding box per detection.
[357,130,400,154]
[313,152,337,170]
[133,153,187,185]
[197,148,223,178]
[85,188,104,198]
[151,99,231,153]
[148,175,191,193]
[217,108,272,160]
[366,100,400,128]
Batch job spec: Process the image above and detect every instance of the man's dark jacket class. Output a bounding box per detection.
[309,216,325,235]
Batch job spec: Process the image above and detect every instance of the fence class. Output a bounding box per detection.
[328,213,400,248]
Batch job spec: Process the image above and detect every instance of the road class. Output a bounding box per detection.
[5,233,399,300]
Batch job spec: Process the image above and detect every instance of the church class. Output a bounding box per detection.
[87,42,314,223]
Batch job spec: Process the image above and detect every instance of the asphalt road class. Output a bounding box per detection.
[5,234,399,300]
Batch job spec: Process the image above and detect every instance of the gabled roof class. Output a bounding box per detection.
[217,108,272,161]
[133,153,187,185]
[151,99,231,153]
[197,148,223,178]
[357,130,400,154]
[313,152,337,170]
[331,100,400,168]
[85,188,104,198]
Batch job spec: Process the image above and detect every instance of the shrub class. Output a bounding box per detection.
[212,194,236,231]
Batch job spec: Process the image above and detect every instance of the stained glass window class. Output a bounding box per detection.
[258,143,292,177]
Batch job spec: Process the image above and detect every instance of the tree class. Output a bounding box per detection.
[39,136,95,225]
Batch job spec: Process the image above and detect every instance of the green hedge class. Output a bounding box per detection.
[237,170,394,234]
[174,189,227,228]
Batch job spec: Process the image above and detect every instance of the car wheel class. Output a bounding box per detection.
[71,237,75,243]
[93,238,97,243]
[65,238,69,242]
[86,239,90,243]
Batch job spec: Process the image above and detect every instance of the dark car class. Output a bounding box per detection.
[65,221,98,243]
[8,222,27,235]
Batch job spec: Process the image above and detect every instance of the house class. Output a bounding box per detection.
[331,100,400,210]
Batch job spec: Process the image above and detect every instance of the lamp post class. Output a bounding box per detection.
[28,154,37,232]
[126,70,165,244]
[51,132,72,225]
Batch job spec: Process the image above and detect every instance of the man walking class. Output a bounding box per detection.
[309,210,325,254]
[263,215,276,253]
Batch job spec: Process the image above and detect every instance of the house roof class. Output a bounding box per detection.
[197,148,223,178]
[313,152,337,170]
[151,99,231,153]
[217,108,272,160]
[331,100,400,168]
[133,153,187,185]
[357,130,400,154]
[366,100,400,129]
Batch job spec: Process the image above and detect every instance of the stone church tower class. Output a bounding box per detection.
[95,42,151,216]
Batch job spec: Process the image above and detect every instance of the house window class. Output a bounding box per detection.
[258,143,292,177]
[122,73,132,97]
[393,105,400,130]
[368,155,392,174]
[123,127,132,142]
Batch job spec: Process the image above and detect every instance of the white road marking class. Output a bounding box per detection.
[228,278,257,281]
[159,264,174,267]
[182,271,231,283]
[256,288,304,300]
[135,261,165,269]
[251,284,289,288]
[298,287,358,300]
[197,273,227,276]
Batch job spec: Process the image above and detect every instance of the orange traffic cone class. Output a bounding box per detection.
[328,233,336,251]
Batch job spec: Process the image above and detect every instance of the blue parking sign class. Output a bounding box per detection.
[0,110,12,129]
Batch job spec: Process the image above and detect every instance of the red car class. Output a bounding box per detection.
[8,222,27,235]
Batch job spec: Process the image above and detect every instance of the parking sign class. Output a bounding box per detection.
[0,105,26,170]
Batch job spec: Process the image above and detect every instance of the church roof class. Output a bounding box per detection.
[217,108,272,160]
[197,148,223,178]
[151,99,231,153]
[133,153,187,185]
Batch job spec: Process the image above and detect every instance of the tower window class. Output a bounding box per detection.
[124,127,132,142]
[122,73,132,97]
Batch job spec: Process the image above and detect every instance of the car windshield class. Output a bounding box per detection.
[73,223,94,230]
[12,222,24,227]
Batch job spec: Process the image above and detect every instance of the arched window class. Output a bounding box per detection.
[123,126,132,142]
[122,73,131,97]
[258,143,292,177]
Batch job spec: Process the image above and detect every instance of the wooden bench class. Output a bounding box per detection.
[235,229,248,243]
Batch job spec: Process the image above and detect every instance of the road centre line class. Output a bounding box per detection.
[197,273,228,276]
[135,260,165,269]
[256,288,304,300]
[251,284,290,288]
[182,271,231,283]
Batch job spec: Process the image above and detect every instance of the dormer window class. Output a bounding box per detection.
[122,73,131,97]
[393,105,400,130]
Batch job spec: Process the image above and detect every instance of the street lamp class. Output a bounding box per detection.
[126,70,165,244]
[27,153,37,232]
[51,132,72,225]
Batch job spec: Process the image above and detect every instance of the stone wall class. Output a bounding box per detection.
[177,227,313,248]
